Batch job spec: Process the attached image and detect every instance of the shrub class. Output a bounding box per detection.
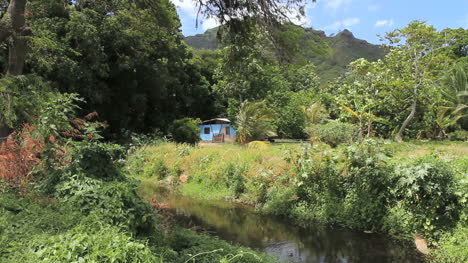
[0,192,81,260]
[447,130,468,141]
[263,185,296,217]
[392,154,461,238]
[292,145,342,223]
[55,174,154,234]
[66,141,126,181]
[167,228,275,263]
[314,121,358,147]
[0,125,43,190]
[9,224,158,263]
[143,159,168,179]
[168,118,201,145]
[433,224,468,263]
[340,140,394,229]
[221,163,248,198]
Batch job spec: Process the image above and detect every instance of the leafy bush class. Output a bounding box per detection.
[433,224,468,263]
[55,174,154,234]
[8,224,158,263]
[392,154,461,238]
[167,228,275,263]
[263,185,296,217]
[292,145,342,223]
[340,140,394,229]
[168,118,201,145]
[292,140,396,229]
[314,121,358,147]
[221,163,248,198]
[143,159,168,179]
[447,130,468,141]
[66,142,126,181]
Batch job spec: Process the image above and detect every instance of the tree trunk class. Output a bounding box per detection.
[395,85,418,143]
[4,0,29,76]
[0,124,11,143]
[7,36,28,76]
[367,119,373,137]
[0,0,29,142]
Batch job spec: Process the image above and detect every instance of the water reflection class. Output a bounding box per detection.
[158,191,424,263]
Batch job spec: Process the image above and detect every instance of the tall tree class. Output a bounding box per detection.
[384,21,450,142]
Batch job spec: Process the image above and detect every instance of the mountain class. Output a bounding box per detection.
[184,27,385,82]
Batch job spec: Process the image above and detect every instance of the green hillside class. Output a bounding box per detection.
[184,27,385,82]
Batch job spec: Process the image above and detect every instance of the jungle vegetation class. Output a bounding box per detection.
[0,0,467,262]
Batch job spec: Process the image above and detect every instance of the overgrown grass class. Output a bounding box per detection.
[128,140,468,262]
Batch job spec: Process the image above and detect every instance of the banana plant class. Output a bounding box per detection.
[339,103,389,138]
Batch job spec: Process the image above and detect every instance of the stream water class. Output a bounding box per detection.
[155,188,424,263]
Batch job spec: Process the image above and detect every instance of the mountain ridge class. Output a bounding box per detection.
[184,27,386,82]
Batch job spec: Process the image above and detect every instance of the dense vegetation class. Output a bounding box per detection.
[0,0,466,262]
[128,140,468,262]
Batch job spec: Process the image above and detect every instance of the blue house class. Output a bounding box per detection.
[199,118,236,142]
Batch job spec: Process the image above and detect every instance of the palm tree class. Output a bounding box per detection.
[303,102,327,142]
[437,66,468,136]
[235,100,276,144]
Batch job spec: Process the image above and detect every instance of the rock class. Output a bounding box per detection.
[414,233,430,255]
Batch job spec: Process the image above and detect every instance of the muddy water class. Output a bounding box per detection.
[156,188,424,263]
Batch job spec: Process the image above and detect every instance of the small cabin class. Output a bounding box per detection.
[199,118,236,143]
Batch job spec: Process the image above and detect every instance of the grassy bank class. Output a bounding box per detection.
[128,140,468,262]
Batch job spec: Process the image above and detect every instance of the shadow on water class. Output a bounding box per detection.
[155,188,424,263]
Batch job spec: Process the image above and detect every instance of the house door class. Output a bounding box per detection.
[222,126,230,135]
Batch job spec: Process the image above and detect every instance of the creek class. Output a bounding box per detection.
[155,187,424,263]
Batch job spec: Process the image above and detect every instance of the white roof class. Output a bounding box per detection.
[201,118,231,124]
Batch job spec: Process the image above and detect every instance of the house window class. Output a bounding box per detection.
[204,127,210,134]
[225,126,230,135]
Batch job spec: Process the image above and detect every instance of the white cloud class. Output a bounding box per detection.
[171,0,220,30]
[326,0,352,10]
[201,17,220,30]
[170,0,197,18]
[342,17,360,27]
[323,17,360,31]
[375,19,394,27]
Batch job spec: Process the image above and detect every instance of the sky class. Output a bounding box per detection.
[170,0,468,44]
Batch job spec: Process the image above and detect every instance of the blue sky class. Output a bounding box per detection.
[171,0,468,44]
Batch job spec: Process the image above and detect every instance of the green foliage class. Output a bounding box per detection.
[55,174,154,234]
[221,163,248,198]
[235,100,276,143]
[143,159,169,179]
[448,130,468,141]
[263,185,296,217]
[391,155,462,237]
[0,193,81,259]
[270,90,318,139]
[432,224,468,263]
[64,142,126,181]
[168,118,201,145]
[167,228,274,263]
[9,224,158,263]
[0,75,81,132]
[25,0,216,135]
[314,121,358,147]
